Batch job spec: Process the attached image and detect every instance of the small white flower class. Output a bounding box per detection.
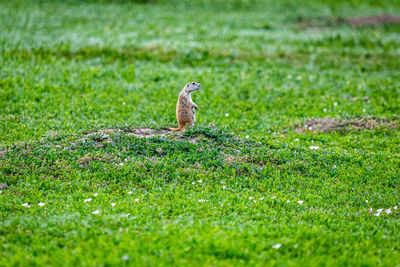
[323,108,327,112]
[92,210,100,215]
[245,135,249,139]
[374,213,380,216]
[225,113,229,117]
[308,127,312,130]
[260,197,264,200]
[377,209,383,213]
[298,200,304,205]
[123,255,129,261]
[334,102,338,106]
[93,193,98,197]
[119,163,124,166]
[221,181,225,184]
[38,202,45,207]
[198,180,203,183]
[295,138,299,142]
[122,102,126,105]
[365,200,368,203]
[333,165,337,169]
[84,198,92,203]
[296,76,302,80]
[385,209,391,214]
[222,186,227,189]
[287,200,290,203]
[22,203,30,208]
[134,198,139,202]
[272,243,282,249]
[253,200,256,203]
[191,182,195,185]
[363,108,366,113]
[394,206,398,210]
[309,146,320,150]
[0,190,2,194]
[249,197,253,200]
[272,196,277,199]
[124,158,128,162]
[127,191,133,195]
[119,227,123,232]
[369,208,373,213]
[220,203,224,207]
[111,203,116,207]
[198,199,205,203]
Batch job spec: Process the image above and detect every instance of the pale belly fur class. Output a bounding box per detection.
[188,93,195,125]
[191,107,195,125]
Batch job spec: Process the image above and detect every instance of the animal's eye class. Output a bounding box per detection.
[191,82,195,85]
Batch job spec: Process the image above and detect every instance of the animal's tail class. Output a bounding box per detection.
[167,127,182,132]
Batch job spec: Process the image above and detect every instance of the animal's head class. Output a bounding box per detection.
[184,82,200,93]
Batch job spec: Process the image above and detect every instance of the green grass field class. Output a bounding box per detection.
[1,0,400,265]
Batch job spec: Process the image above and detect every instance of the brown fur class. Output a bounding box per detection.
[168,82,200,131]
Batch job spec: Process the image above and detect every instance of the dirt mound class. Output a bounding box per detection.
[296,117,398,133]
[299,14,400,29]
[79,128,200,144]
[80,128,170,141]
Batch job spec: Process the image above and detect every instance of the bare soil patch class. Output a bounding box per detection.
[298,14,400,29]
[346,14,400,27]
[296,117,398,133]
[0,183,8,189]
[0,149,6,159]
[79,127,200,144]
[223,153,249,164]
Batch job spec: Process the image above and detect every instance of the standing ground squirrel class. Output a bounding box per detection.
[168,82,200,131]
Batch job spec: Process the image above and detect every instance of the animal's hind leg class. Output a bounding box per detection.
[177,122,188,131]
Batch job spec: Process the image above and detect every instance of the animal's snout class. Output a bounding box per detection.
[187,81,200,90]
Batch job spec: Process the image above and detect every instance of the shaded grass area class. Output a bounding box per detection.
[3,44,400,71]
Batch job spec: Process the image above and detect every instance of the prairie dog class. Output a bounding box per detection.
[168,82,200,131]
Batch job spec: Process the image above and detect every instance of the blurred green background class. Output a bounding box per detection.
[1,0,399,143]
